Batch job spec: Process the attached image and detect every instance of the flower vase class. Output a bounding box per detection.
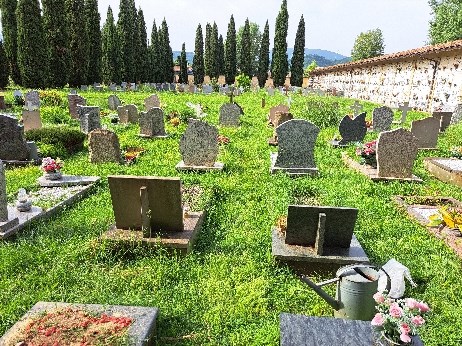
[374,332,419,346]
[44,171,62,181]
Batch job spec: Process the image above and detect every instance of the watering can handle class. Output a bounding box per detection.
[338,264,391,293]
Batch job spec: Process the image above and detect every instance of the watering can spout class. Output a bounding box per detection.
[300,275,341,311]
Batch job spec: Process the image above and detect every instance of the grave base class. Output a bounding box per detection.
[0,301,158,346]
[2,159,41,167]
[424,157,462,188]
[138,134,169,139]
[0,217,19,233]
[271,227,369,275]
[176,161,224,172]
[102,211,205,255]
[270,153,319,176]
[342,153,422,182]
[37,175,100,188]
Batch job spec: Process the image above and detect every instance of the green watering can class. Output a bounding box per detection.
[301,264,391,321]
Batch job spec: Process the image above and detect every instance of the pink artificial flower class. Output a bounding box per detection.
[400,323,411,335]
[373,292,385,303]
[400,333,412,343]
[406,298,419,309]
[417,302,430,313]
[371,313,385,326]
[411,315,426,326]
[389,303,403,318]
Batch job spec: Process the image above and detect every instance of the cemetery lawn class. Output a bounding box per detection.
[2,89,462,345]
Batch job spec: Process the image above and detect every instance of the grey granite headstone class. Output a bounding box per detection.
[68,94,86,119]
[411,117,440,149]
[121,82,127,90]
[24,90,40,109]
[109,83,117,91]
[162,83,169,91]
[376,128,418,179]
[108,94,121,110]
[22,110,42,132]
[338,113,367,145]
[139,107,167,138]
[88,129,121,164]
[219,103,241,127]
[372,106,394,132]
[169,83,176,91]
[0,114,30,161]
[80,85,88,91]
[269,104,290,125]
[144,94,160,111]
[202,85,213,94]
[432,111,452,132]
[117,104,139,124]
[79,106,101,134]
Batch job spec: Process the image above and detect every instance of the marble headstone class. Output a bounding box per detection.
[338,113,367,145]
[68,94,87,119]
[179,119,219,167]
[88,129,121,164]
[372,106,394,132]
[219,103,241,127]
[0,114,30,161]
[269,105,290,126]
[139,107,167,138]
[144,94,160,110]
[108,95,121,111]
[117,104,139,124]
[24,90,40,109]
[78,106,101,134]
[411,117,440,149]
[376,128,418,179]
[22,110,42,131]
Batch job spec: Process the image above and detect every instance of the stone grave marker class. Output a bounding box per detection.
[372,106,394,132]
[80,85,88,91]
[269,104,290,126]
[88,129,121,164]
[139,107,168,138]
[109,83,117,91]
[169,83,176,91]
[144,94,160,110]
[121,82,127,90]
[0,161,19,232]
[78,106,101,134]
[162,83,169,91]
[202,85,213,94]
[0,114,30,161]
[108,94,121,110]
[410,117,440,149]
[271,119,320,175]
[188,85,196,93]
[117,104,139,124]
[0,95,5,110]
[267,87,275,96]
[336,113,367,146]
[22,109,42,132]
[13,90,22,98]
[219,103,241,127]
[68,94,86,119]
[432,111,452,132]
[395,102,412,124]
[268,111,294,146]
[176,119,223,171]
[24,90,40,109]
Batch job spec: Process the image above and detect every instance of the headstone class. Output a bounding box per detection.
[68,94,86,119]
[130,83,136,91]
[80,85,88,91]
[410,117,440,149]
[121,82,127,90]
[155,83,162,91]
[337,113,367,145]
[144,94,160,110]
[0,114,30,161]
[202,85,213,94]
[78,106,101,134]
[109,83,117,91]
[271,119,320,175]
[432,111,452,132]
[24,90,40,109]
[13,90,22,98]
[177,119,222,170]
[88,129,121,164]
[162,83,169,91]
[108,95,121,111]
[117,104,139,124]
[0,160,19,231]
[269,104,290,126]
[139,107,167,138]
[267,87,275,96]
[0,96,5,110]
[169,83,176,91]
[22,110,42,132]
[396,102,412,124]
[219,103,241,127]
[188,85,196,93]
[376,128,418,179]
[372,106,394,132]
[268,111,294,146]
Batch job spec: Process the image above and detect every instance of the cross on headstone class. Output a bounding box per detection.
[397,102,412,124]
[227,86,235,104]
[350,101,363,116]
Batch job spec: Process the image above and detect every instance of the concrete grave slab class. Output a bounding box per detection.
[424,157,462,188]
[37,175,100,188]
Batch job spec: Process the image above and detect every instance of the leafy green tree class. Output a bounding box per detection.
[149,20,161,82]
[158,19,174,82]
[237,21,261,75]
[304,60,317,77]
[290,15,305,87]
[239,18,252,77]
[134,8,149,82]
[204,23,212,78]
[66,0,89,86]
[0,0,21,84]
[117,0,136,81]
[257,20,270,87]
[272,0,289,86]
[217,34,225,76]
[0,41,9,89]
[101,6,122,83]
[210,22,219,78]
[225,15,237,84]
[193,24,205,84]
[350,28,384,61]
[16,0,47,88]
[84,0,101,84]
[179,42,188,84]
[429,0,462,44]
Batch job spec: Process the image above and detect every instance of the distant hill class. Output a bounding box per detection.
[287,48,348,62]
[172,51,195,64]
[304,54,351,68]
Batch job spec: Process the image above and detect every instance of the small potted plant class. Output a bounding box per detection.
[371,291,429,345]
[41,157,63,180]
[356,140,377,168]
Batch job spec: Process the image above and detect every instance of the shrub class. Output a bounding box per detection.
[305,98,341,128]
[235,73,251,91]
[25,127,86,158]
[39,90,64,107]
[41,106,75,125]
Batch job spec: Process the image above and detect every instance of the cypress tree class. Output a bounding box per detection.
[16,0,47,88]
[204,23,212,78]
[42,0,68,88]
[257,20,270,88]
[134,8,149,82]
[239,18,252,77]
[149,20,161,82]
[224,15,236,84]
[159,19,174,82]
[217,34,225,76]
[290,15,305,87]
[117,0,136,81]
[0,41,9,89]
[193,24,205,84]
[179,42,188,84]
[66,0,89,87]
[85,0,101,84]
[210,22,219,78]
[0,0,21,84]
[272,0,289,86]
[102,6,122,84]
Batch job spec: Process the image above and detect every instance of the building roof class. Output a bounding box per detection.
[311,39,462,75]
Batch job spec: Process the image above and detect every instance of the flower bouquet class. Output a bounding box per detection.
[356,140,377,168]
[217,134,230,145]
[41,157,63,180]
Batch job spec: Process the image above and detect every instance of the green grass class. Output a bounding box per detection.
[1,88,462,345]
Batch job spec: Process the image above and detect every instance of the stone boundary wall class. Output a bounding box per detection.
[310,40,462,112]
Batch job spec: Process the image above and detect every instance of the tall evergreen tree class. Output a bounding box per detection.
[0,0,21,84]
[84,0,101,84]
[239,18,252,77]
[204,23,212,78]
[179,42,188,84]
[272,0,289,86]
[16,0,47,88]
[193,24,205,84]
[158,19,174,82]
[117,0,136,81]
[257,20,270,88]
[237,21,261,75]
[217,34,225,76]
[210,22,219,78]
[225,15,236,84]
[0,41,9,89]
[149,20,161,82]
[66,0,89,87]
[290,15,305,87]
[42,0,68,88]
[101,6,122,83]
[134,8,149,82]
